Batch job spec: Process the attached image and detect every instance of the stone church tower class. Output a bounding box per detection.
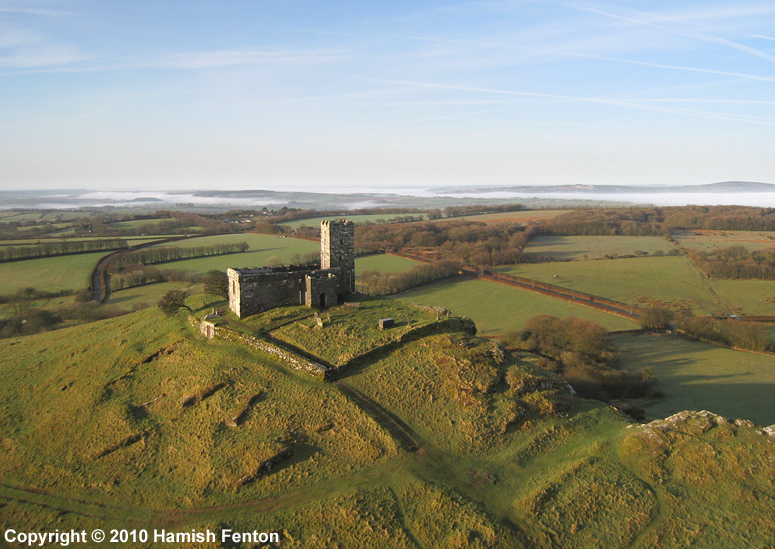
[227,218,356,317]
[320,219,355,294]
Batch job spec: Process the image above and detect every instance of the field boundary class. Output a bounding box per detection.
[387,251,643,323]
[191,316,331,379]
[89,233,236,303]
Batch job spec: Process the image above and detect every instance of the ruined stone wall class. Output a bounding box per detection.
[320,219,355,294]
[227,267,310,318]
[227,219,355,317]
[305,269,341,309]
[190,316,330,379]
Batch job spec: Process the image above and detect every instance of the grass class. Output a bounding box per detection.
[1,303,774,546]
[0,236,168,246]
[615,333,775,425]
[0,307,399,511]
[108,281,199,311]
[496,256,725,315]
[394,277,637,336]
[524,235,677,260]
[709,279,775,315]
[0,211,93,223]
[270,298,438,366]
[437,210,570,224]
[108,218,173,230]
[149,234,319,276]
[356,253,419,275]
[673,229,775,252]
[0,252,104,296]
[281,214,426,229]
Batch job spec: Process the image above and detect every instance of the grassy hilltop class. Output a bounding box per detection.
[1,299,774,548]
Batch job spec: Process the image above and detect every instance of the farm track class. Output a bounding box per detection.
[88,233,231,303]
[333,381,419,452]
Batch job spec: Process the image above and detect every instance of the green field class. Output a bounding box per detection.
[0,252,103,295]
[0,236,169,248]
[439,209,570,224]
[150,234,319,275]
[0,211,93,223]
[108,218,174,230]
[496,256,726,315]
[524,235,677,260]
[673,229,775,252]
[616,333,775,426]
[281,214,425,229]
[710,279,775,315]
[395,277,637,336]
[356,253,419,275]
[16,222,72,231]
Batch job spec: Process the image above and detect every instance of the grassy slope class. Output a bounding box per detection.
[0,308,398,511]
[271,299,437,366]
[524,235,676,260]
[395,277,636,336]
[0,251,104,295]
[616,333,775,425]
[1,305,774,547]
[108,281,200,311]
[496,256,725,315]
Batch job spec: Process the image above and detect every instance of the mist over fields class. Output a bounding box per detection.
[4,182,775,211]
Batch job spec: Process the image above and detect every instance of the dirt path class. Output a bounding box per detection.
[88,234,231,303]
[333,381,419,452]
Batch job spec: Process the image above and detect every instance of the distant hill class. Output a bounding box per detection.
[435,181,775,194]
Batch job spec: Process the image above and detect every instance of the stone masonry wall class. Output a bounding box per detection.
[191,317,330,380]
[192,315,476,381]
[321,219,355,294]
[305,269,341,309]
[227,267,309,318]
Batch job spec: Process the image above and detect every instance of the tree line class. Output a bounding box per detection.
[357,260,461,294]
[0,238,127,262]
[688,245,775,279]
[356,221,529,268]
[676,316,771,352]
[108,242,249,272]
[437,203,526,218]
[502,315,658,406]
[536,205,775,236]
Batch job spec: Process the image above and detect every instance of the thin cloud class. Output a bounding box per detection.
[0,45,90,68]
[568,3,775,64]
[149,48,346,70]
[1,47,347,74]
[0,7,71,17]
[557,52,775,84]
[375,79,775,126]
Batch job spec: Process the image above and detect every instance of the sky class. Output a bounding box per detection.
[1,0,774,192]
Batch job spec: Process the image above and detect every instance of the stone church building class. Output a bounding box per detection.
[227,219,355,318]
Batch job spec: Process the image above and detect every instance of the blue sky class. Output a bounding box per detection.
[1,1,774,191]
